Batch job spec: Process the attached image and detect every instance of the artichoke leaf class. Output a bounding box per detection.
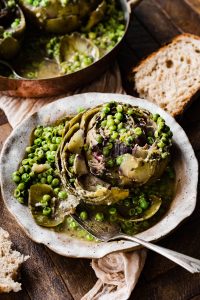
[59,33,99,64]
[28,184,65,227]
[119,153,157,185]
[80,107,101,132]
[84,0,106,31]
[74,174,129,205]
[73,154,88,176]
[128,195,162,222]
[0,36,20,60]
[67,128,84,154]
[45,15,80,34]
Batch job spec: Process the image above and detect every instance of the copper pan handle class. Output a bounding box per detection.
[127,0,142,13]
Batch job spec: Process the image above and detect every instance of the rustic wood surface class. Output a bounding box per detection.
[1,0,200,299]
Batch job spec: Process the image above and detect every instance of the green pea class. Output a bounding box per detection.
[111,131,119,140]
[24,165,31,173]
[109,125,117,131]
[107,119,115,127]
[40,200,48,208]
[107,159,114,168]
[157,123,165,132]
[157,141,165,148]
[42,144,49,151]
[47,175,53,184]
[127,109,133,115]
[86,234,94,241]
[123,199,131,207]
[46,151,55,162]
[68,154,75,165]
[147,137,154,145]
[96,135,103,144]
[101,120,107,127]
[108,207,117,215]
[107,115,113,120]
[69,221,77,229]
[56,137,62,144]
[139,198,149,209]
[95,212,104,222]
[51,178,60,187]
[42,194,51,202]
[102,106,110,114]
[161,152,169,159]
[134,127,142,136]
[28,153,34,158]
[14,189,21,198]
[136,206,143,214]
[22,159,29,165]
[17,197,25,204]
[103,147,110,157]
[58,191,68,199]
[80,211,88,221]
[152,113,160,121]
[12,174,21,183]
[126,136,134,145]
[54,187,61,195]
[107,143,113,149]
[109,215,117,222]
[116,105,123,112]
[119,128,126,134]
[42,207,52,216]
[49,144,58,151]
[129,208,135,216]
[69,178,75,184]
[52,136,57,144]
[26,146,33,153]
[114,118,120,124]
[21,173,30,183]
[17,182,25,191]
[118,122,124,130]
[34,138,42,146]
[115,112,123,121]
[40,177,47,184]
[34,128,43,137]
[116,156,123,166]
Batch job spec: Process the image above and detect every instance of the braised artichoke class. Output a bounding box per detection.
[19,0,106,34]
[0,0,25,59]
[56,102,173,206]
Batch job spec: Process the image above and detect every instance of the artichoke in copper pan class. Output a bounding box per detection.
[0,0,25,59]
[56,102,173,207]
[19,0,106,34]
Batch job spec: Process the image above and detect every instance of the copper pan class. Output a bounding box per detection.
[0,0,141,98]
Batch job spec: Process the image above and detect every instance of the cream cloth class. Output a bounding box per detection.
[0,63,147,299]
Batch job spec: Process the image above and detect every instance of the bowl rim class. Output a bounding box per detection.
[0,92,198,258]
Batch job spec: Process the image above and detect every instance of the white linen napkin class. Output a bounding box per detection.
[0,63,147,299]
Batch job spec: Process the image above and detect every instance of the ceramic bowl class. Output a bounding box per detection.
[0,93,198,258]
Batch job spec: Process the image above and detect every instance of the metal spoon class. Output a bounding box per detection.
[72,213,200,274]
[0,59,25,79]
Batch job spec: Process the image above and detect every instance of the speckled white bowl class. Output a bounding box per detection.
[0,93,198,258]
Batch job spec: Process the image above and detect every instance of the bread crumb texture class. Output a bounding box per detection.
[133,34,200,116]
[0,228,29,293]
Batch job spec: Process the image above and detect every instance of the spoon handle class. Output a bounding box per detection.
[113,234,200,273]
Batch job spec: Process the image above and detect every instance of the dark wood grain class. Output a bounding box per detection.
[1,1,200,299]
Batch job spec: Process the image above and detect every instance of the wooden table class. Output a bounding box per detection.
[1,1,200,299]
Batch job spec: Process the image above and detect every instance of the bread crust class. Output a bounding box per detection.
[130,33,200,117]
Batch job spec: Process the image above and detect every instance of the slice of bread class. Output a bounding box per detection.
[0,228,29,293]
[131,33,200,117]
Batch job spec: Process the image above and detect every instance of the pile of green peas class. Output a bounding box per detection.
[12,122,66,207]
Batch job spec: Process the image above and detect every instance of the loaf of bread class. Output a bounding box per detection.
[131,33,200,117]
[0,228,29,293]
